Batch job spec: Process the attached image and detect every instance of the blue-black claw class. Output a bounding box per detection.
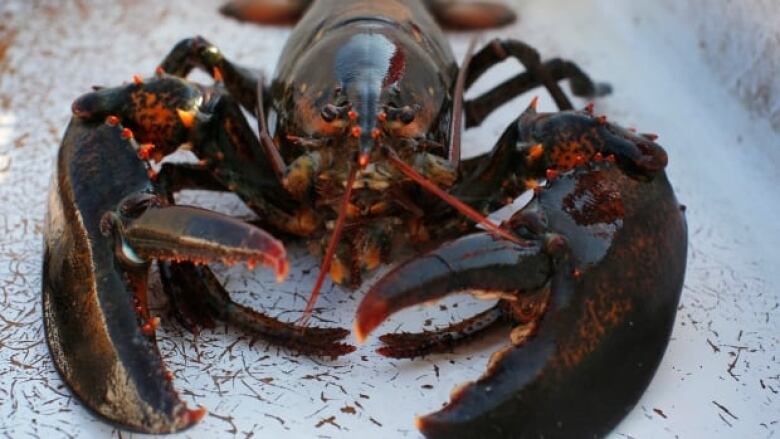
[43,118,288,432]
[356,158,687,439]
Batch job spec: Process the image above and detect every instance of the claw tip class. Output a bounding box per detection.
[354,296,390,345]
[275,259,289,283]
[186,406,207,424]
[353,321,368,344]
[529,96,539,110]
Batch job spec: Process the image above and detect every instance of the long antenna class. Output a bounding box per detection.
[386,149,523,246]
[299,165,359,324]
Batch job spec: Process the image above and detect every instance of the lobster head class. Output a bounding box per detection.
[275,22,454,167]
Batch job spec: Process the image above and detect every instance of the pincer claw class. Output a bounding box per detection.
[120,204,289,281]
[354,156,687,438]
[43,118,291,433]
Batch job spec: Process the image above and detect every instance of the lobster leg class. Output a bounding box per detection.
[217,0,516,30]
[219,0,313,26]
[155,162,227,203]
[463,39,611,124]
[159,261,218,332]
[160,261,355,356]
[160,37,289,182]
[424,0,517,30]
[377,303,508,358]
[152,163,353,356]
[159,36,262,114]
[465,58,611,127]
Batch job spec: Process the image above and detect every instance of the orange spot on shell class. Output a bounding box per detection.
[138,143,156,160]
[371,128,382,139]
[121,128,134,139]
[377,112,387,123]
[132,74,143,85]
[212,66,224,83]
[546,169,559,181]
[105,115,120,126]
[351,126,362,138]
[177,108,196,129]
[528,143,544,161]
[347,110,358,121]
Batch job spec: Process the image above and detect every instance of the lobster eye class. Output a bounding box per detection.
[399,106,416,124]
[321,104,339,122]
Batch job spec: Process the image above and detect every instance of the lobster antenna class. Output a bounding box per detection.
[385,148,523,245]
[448,37,478,168]
[300,165,359,325]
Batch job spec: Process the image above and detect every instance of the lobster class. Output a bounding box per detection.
[42,0,687,437]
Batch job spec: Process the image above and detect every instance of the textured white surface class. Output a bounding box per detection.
[0,1,778,438]
[655,0,780,132]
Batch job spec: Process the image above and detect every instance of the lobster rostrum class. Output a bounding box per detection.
[42,0,687,436]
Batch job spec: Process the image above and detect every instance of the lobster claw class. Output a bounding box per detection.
[355,164,687,438]
[354,233,552,343]
[43,119,287,432]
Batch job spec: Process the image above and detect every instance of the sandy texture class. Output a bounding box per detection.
[0,1,778,438]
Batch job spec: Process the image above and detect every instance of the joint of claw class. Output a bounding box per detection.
[99,212,148,267]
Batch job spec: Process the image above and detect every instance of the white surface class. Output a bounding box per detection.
[655,0,780,132]
[0,1,778,438]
